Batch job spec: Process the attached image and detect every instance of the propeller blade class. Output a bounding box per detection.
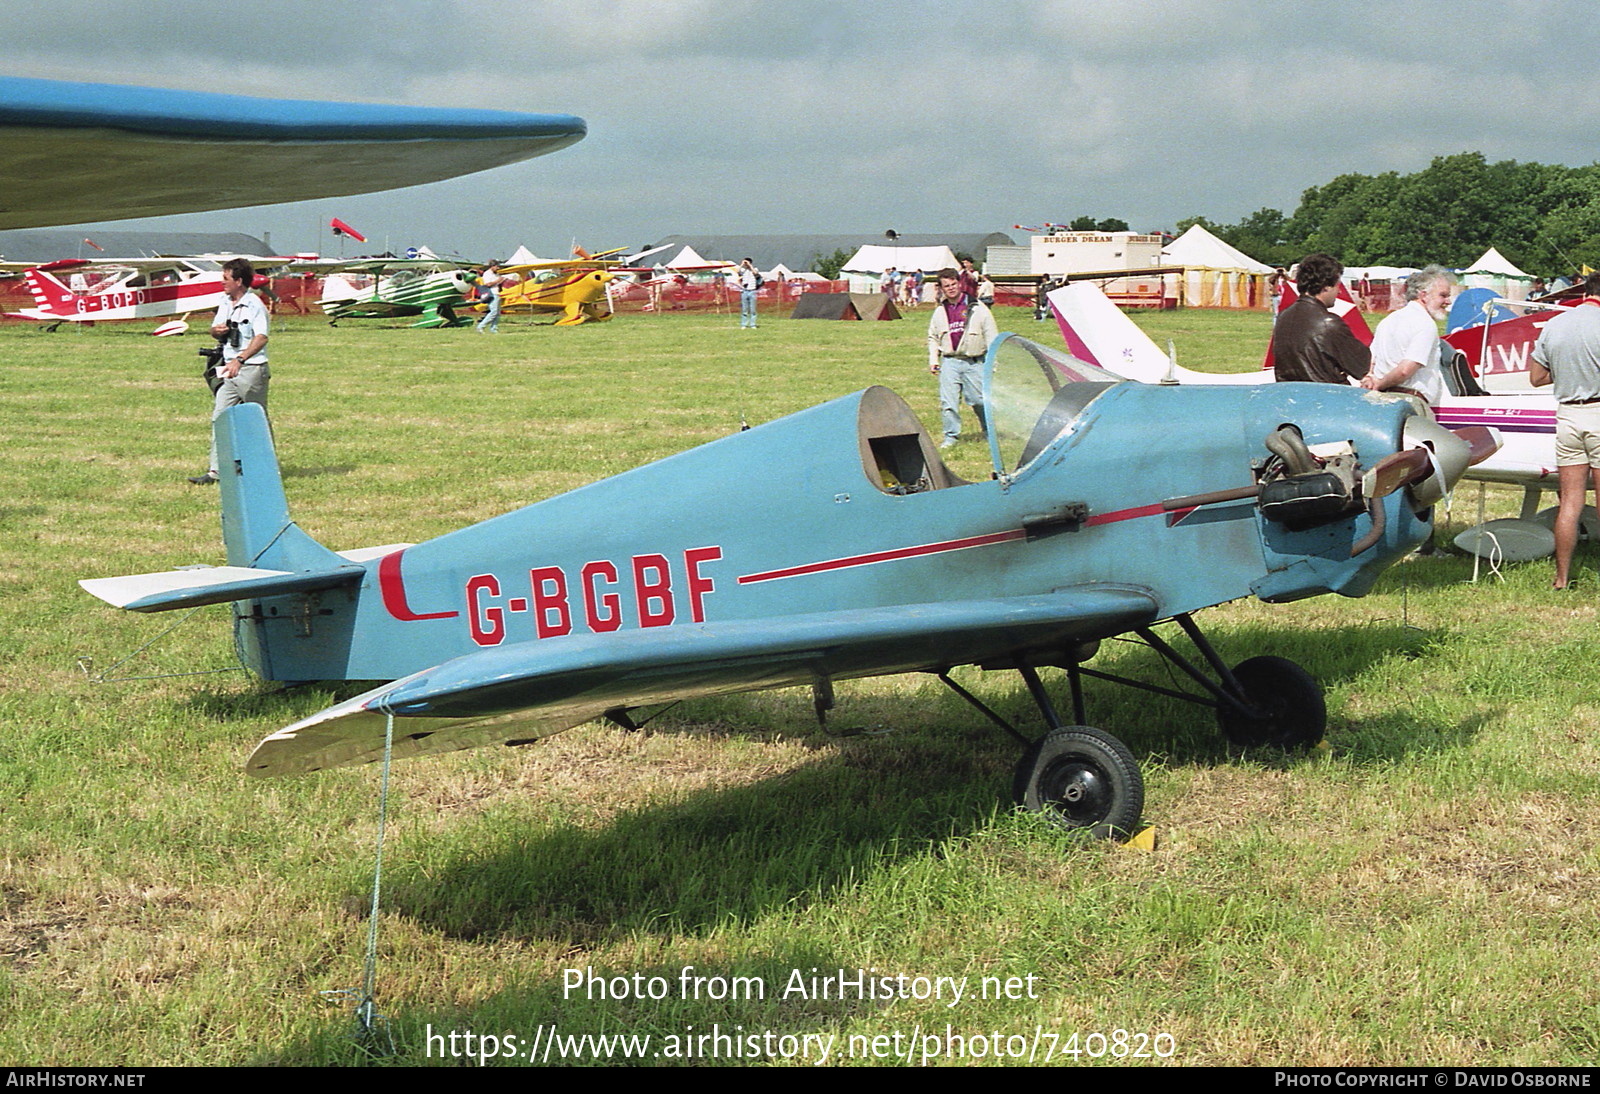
[1452,425,1502,467]
[1364,448,1433,500]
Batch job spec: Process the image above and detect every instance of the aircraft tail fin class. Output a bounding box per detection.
[1048,281,1278,386]
[214,403,348,572]
[23,267,73,314]
[1047,282,1175,382]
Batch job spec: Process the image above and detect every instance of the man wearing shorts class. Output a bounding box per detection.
[1530,273,1600,588]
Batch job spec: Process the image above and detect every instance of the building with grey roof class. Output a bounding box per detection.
[0,229,273,263]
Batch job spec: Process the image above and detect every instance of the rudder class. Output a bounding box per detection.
[214,403,346,572]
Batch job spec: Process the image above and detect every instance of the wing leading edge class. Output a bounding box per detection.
[0,77,586,229]
[247,585,1160,777]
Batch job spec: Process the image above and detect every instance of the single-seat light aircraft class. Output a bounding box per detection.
[82,336,1493,838]
[493,251,637,326]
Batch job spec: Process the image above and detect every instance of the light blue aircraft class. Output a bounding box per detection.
[82,337,1494,839]
[30,75,1490,839]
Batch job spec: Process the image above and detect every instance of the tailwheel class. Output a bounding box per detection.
[1013,727,1143,840]
[1216,655,1326,750]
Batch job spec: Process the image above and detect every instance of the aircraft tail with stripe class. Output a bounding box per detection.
[20,267,75,319]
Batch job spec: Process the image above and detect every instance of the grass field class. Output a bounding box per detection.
[1,304,1596,1067]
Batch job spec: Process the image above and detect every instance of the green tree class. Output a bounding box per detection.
[1528,165,1600,273]
[1291,171,1401,264]
[1186,153,1600,275]
[810,248,853,280]
[1211,207,1295,267]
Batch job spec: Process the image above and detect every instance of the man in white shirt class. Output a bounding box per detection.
[1362,266,1453,405]
[475,261,503,333]
[737,258,760,329]
[190,257,269,485]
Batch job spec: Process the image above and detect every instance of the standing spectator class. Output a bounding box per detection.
[738,257,761,328]
[1529,272,1600,588]
[1270,253,1370,386]
[958,257,979,302]
[927,267,998,448]
[190,258,269,485]
[475,261,503,333]
[1269,267,1288,321]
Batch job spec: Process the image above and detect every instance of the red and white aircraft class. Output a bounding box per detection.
[8,256,234,331]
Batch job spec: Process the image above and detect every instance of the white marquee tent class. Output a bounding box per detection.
[1161,223,1272,308]
[841,244,958,293]
[1460,247,1533,301]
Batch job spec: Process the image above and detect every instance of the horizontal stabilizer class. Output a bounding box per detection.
[79,563,362,613]
[247,585,1160,777]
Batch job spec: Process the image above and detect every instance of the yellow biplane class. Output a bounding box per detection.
[492,247,640,325]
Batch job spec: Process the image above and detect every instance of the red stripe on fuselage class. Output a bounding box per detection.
[378,550,460,620]
[1084,502,1167,526]
[737,529,1026,584]
[736,501,1182,586]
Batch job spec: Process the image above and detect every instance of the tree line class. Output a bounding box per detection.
[1175,152,1600,275]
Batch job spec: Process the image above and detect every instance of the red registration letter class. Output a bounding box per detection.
[581,560,622,632]
[632,554,674,627]
[530,566,572,638]
[466,574,504,646]
[683,546,722,623]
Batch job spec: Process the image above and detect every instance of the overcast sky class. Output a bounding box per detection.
[4,1,1597,260]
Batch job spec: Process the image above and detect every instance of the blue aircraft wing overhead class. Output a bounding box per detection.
[246,586,1160,777]
[0,77,586,229]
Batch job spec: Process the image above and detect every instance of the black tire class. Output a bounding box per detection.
[1012,727,1143,840]
[1216,655,1326,750]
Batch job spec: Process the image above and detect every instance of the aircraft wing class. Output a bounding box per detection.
[501,260,625,274]
[0,77,586,229]
[247,586,1160,777]
[323,299,427,320]
[22,256,222,271]
[289,258,465,274]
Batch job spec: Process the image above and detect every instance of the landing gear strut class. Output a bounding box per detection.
[1062,613,1326,751]
[934,612,1327,840]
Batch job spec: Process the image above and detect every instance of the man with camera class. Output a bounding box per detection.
[190,258,269,485]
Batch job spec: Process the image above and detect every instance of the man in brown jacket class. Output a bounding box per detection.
[1272,253,1370,385]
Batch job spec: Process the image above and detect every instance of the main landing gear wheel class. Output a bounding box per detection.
[1012,727,1143,840]
[1216,655,1326,750]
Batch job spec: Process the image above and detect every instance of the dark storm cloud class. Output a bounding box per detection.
[4,1,1599,257]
